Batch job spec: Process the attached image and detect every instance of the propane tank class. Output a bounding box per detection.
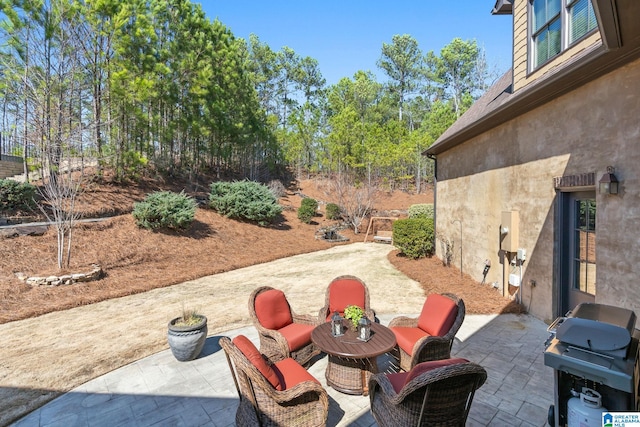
[567,387,607,427]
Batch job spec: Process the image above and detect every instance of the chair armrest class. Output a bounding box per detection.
[318,306,328,323]
[293,312,321,326]
[368,372,403,405]
[370,362,487,405]
[388,316,419,328]
[400,362,488,399]
[410,335,453,365]
[272,379,329,407]
[254,326,290,358]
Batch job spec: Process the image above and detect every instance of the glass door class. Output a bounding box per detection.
[559,191,596,314]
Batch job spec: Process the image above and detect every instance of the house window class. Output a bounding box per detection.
[568,0,597,44]
[530,0,598,70]
[532,0,562,68]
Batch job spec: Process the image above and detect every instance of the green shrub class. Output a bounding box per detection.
[132,191,197,230]
[325,203,341,220]
[408,203,434,219]
[297,197,318,223]
[0,179,36,212]
[209,180,282,226]
[392,218,435,259]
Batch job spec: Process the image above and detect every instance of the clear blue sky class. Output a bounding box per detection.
[198,1,513,86]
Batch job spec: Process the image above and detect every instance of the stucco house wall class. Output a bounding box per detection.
[435,57,640,322]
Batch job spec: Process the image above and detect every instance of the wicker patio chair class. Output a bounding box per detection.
[317,275,375,323]
[249,286,320,365]
[389,293,465,371]
[369,358,487,427]
[221,335,329,427]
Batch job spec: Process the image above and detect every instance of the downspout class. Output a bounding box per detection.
[426,153,437,237]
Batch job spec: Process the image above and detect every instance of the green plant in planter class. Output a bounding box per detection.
[168,307,208,361]
[344,305,365,329]
[173,308,205,327]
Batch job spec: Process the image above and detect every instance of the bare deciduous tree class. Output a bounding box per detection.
[37,150,85,269]
[3,1,92,269]
[330,176,375,234]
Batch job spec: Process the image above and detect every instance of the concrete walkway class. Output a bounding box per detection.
[12,313,554,427]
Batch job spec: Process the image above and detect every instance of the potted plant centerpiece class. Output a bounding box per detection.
[167,307,208,361]
[344,305,365,331]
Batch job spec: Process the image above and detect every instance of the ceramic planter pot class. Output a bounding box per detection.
[167,315,208,361]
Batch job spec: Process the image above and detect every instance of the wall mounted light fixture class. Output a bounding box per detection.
[599,166,619,195]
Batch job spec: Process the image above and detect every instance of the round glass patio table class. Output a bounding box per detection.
[311,321,396,395]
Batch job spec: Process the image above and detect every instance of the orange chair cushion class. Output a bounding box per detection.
[417,294,458,337]
[273,357,320,390]
[391,326,429,354]
[278,322,315,351]
[404,358,470,386]
[254,289,293,330]
[232,335,283,390]
[328,278,366,314]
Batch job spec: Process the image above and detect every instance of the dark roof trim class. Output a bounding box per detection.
[426,0,640,156]
[593,0,622,50]
[491,0,513,15]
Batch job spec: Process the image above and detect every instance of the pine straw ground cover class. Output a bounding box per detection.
[0,176,521,323]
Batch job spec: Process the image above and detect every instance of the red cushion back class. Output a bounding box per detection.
[254,289,293,330]
[328,278,366,314]
[417,294,458,336]
[386,372,409,394]
[232,335,283,391]
[404,358,469,387]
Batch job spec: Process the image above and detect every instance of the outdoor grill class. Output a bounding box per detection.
[544,303,640,426]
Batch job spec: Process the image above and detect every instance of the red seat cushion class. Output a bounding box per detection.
[254,289,293,330]
[417,294,458,337]
[391,326,429,354]
[232,335,283,390]
[404,358,470,386]
[386,371,410,394]
[278,322,314,351]
[273,358,320,390]
[328,278,366,314]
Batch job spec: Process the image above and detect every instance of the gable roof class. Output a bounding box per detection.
[491,0,513,15]
[429,69,513,154]
[426,0,640,157]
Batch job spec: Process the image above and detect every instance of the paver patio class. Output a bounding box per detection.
[12,313,553,426]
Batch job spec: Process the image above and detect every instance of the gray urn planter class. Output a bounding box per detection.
[167,315,208,361]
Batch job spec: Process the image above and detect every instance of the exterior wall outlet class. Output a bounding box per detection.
[517,248,526,261]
